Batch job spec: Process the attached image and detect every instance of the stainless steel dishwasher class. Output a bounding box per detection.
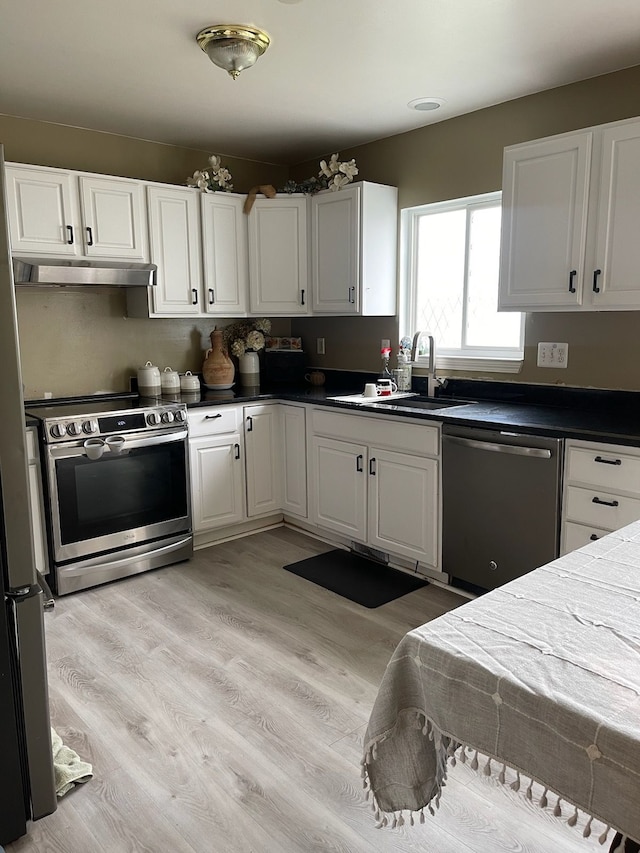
[442,424,563,591]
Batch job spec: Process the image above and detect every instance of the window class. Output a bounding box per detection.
[401,192,524,372]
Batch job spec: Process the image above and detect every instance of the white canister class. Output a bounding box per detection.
[161,367,181,395]
[137,361,161,396]
[180,371,201,392]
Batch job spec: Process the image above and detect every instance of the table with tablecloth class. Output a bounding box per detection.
[363,521,640,849]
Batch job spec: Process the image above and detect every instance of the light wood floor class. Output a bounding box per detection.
[8,527,607,853]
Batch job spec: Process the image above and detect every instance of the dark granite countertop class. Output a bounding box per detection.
[182,378,640,448]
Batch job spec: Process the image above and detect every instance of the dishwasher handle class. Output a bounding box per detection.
[444,434,553,459]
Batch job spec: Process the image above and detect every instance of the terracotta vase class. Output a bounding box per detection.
[202,329,235,388]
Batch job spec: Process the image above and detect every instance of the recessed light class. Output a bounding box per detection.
[277,0,303,4]
[408,97,445,112]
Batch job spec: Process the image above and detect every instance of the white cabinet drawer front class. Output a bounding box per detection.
[566,444,640,494]
[564,484,640,531]
[311,409,439,457]
[187,406,240,436]
[561,521,610,556]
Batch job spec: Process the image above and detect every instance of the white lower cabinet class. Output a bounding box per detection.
[311,436,368,540]
[368,448,438,566]
[188,406,245,532]
[281,404,307,518]
[244,404,282,517]
[561,438,640,554]
[188,403,294,539]
[308,409,441,569]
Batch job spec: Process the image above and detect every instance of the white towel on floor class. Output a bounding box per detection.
[51,727,93,797]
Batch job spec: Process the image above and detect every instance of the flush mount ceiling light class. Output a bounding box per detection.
[196,25,270,80]
[408,97,446,112]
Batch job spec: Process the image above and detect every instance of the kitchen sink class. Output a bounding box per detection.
[373,396,470,411]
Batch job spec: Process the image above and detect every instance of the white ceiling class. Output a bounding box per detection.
[2,0,640,166]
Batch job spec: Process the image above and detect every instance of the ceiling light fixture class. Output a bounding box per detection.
[196,24,270,80]
[408,97,446,112]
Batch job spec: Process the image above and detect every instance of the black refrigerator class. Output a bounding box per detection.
[0,146,56,845]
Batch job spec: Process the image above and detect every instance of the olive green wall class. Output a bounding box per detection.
[0,114,290,397]
[291,65,640,391]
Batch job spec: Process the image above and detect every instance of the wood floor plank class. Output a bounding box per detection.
[7,527,606,853]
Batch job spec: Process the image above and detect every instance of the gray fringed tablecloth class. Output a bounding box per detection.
[363,521,640,846]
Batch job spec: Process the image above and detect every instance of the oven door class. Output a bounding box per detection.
[45,428,191,563]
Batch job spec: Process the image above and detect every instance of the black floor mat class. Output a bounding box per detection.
[283,549,428,608]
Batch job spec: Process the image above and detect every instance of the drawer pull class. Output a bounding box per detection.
[204,414,223,420]
[592,496,619,507]
[594,455,621,466]
[234,443,240,460]
[589,533,599,541]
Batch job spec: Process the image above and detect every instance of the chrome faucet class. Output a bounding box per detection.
[410,331,440,397]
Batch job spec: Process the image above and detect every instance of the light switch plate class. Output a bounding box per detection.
[316,337,325,355]
[537,342,568,368]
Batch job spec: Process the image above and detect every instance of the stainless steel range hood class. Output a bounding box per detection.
[12,257,157,287]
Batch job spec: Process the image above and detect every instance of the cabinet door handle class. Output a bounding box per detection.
[234,443,240,460]
[86,226,94,247]
[66,225,74,245]
[204,414,222,420]
[592,496,619,507]
[208,288,215,305]
[301,289,305,306]
[592,268,602,293]
[348,286,355,304]
[369,457,376,475]
[246,416,253,432]
[568,269,577,293]
[192,288,198,305]
[594,455,621,466]
[589,533,599,541]
[356,454,363,472]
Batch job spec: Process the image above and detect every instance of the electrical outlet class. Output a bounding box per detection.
[381,339,391,350]
[316,337,325,355]
[537,342,569,368]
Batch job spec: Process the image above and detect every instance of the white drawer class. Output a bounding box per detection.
[311,408,440,457]
[561,521,610,555]
[187,405,240,437]
[566,444,640,495]
[564,484,640,531]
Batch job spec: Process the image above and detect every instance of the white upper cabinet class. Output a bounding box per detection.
[499,134,592,310]
[146,184,203,316]
[499,116,640,312]
[78,176,147,259]
[590,122,640,309]
[247,195,309,315]
[6,163,148,260]
[201,192,248,316]
[311,182,398,315]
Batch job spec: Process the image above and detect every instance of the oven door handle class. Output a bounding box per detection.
[47,428,188,459]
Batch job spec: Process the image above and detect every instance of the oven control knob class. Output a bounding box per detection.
[50,423,66,438]
[146,412,161,426]
[174,409,186,423]
[161,411,174,424]
[67,421,83,437]
[82,420,98,435]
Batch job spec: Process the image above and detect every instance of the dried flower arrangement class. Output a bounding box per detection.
[280,153,358,195]
[186,155,233,192]
[222,318,272,358]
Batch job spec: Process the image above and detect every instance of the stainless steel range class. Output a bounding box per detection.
[26,395,192,595]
